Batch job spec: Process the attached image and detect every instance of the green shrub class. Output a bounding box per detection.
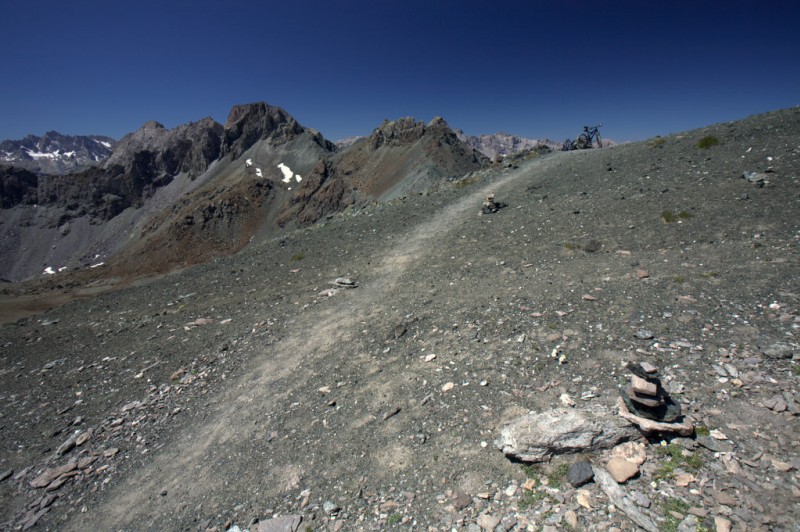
[696,135,719,149]
[650,136,666,148]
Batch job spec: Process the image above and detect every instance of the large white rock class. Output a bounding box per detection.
[495,406,639,462]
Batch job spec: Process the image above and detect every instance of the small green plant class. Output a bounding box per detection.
[662,210,692,223]
[386,513,402,525]
[650,136,666,148]
[290,252,305,262]
[521,463,538,479]
[662,497,691,532]
[563,242,582,251]
[673,275,686,284]
[700,271,719,279]
[694,424,711,436]
[654,443,703,480]
[518,489,546,509]
[793,364,800,376]
[546,463,570,489]
[696,135,719,149]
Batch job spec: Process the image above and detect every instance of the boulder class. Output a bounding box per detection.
[495,406,640,462]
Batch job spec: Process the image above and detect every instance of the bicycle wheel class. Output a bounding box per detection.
[595,132,602,148]
[577,134,590,149]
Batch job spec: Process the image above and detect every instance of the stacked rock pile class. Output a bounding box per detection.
[621,362,681,423]
[618,362,693,436]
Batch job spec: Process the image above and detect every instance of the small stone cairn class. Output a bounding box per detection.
[617,361,693,435]
[480,194,507,215]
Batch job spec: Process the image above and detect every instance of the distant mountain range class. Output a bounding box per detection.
[0,131,117,174]
[454,130,562,158]
[0,103,490,281]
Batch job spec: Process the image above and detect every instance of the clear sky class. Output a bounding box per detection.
[1,0,798,143]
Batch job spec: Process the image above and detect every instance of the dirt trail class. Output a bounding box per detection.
[67,155,561,530]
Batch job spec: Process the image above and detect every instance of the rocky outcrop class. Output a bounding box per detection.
[0,131,116,174]
[104,118,223,180]
[221,102,334,159]
[0,165,39,208]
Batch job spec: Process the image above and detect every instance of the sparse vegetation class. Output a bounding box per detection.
[662,210,693,223]
[673,275,685,283]
[518,489,546,509]
[454,175,480,189]
[662,497,691,532]
[546,463,570,489]
[694,424,711,436]
[386,513,402,525]
[290,252,305,262]
[696,135,719,149]
[563,242,582,250]
[650,136,666,148]
[654,443,703,480]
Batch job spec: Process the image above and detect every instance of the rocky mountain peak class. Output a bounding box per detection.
[104,118,223,180]
[221,102,308,159]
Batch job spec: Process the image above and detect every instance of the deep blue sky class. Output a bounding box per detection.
[1,1,798,143]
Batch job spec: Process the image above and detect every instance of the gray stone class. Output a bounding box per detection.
[635,330,654,340]
[322,501,340,515]
[477,513,501,530]
[453,490,472,510]
[696,435,734,453]
[760,341,793,359]
[630,490,651,508]
[567,460,594,487]
[0,469,12,482]
[764,395,788,412]
[253,515,303,532]
[495,406,639,463]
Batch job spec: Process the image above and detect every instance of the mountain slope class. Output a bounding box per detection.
[1,108,798,531]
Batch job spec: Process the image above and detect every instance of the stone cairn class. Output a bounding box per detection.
[480,194,507,215]
[618,361,693,435]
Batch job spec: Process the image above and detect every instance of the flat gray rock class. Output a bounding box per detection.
[495,406,639,462]
[253,515,303,532]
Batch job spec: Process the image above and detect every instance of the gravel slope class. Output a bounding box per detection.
[1,108,799,531]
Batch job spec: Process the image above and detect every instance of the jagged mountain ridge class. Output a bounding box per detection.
[0,102,487,281]
[454,130,562,158]
[0,131,117,174]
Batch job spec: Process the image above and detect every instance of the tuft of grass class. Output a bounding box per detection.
[518,489,546,509]
[563,242,582,251]
[700,271,719,279]
[650,136,666,148]
[694,424,711,436]
[654,443,703,480]
[662,210,692,223]
[521,463,538,479]
[386,513,402,526]
[696,135,719,149]
[546,463,570,489]
[793,364,800,376]
[290,252,305,262]
[662,498,691,532]
[673,275,686,284]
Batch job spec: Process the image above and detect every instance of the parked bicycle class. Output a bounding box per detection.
[562,124,603,151]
